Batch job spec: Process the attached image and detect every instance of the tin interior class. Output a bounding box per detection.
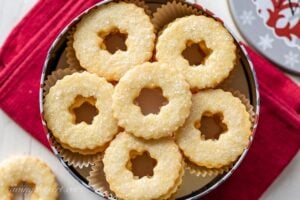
[40,0,259,199]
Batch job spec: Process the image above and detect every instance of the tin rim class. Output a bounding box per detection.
[39,0,260,199]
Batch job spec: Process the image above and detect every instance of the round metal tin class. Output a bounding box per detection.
[39,0,260,199]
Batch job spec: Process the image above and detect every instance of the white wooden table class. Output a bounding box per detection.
[0,0,299,199]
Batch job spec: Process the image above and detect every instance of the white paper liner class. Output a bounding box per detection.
[229,89,255,129]
[87,160,117,199]
[50,135,102,168]
[43,67,77,96]
[186,160,233,177]
[65,27,83,71]
[152,0,203,31]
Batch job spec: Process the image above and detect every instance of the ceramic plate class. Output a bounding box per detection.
[229,0,300,74]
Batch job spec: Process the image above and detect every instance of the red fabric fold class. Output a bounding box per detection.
[204,46,300,200]
[0,0,100,148]
[0,0,299,199]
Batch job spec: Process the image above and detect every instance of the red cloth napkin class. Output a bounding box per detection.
[204,46,300,200]
[0,0,299,199]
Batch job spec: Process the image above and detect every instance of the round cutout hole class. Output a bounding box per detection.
[134,87,168,115]
[194,112,227,140]
[182,40,212,66]
[69,95,99,124]
[99,29,127,54]
[127,151,157,179]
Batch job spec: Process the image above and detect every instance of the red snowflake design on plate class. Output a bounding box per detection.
[253,0,300,49]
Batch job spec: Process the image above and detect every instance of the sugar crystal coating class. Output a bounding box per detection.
[176,89,251,168]
[0,156,58,199]
[73,2,155,81]
[156,15,236,89]
[44,72,118,154]
[103,132,184,200]
[112,62,192,139]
